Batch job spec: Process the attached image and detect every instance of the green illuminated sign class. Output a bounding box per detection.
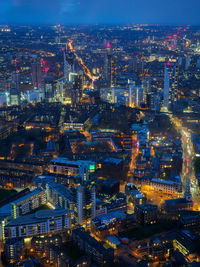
[89,164,95,171]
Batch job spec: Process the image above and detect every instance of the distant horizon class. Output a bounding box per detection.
[1,23,200,27]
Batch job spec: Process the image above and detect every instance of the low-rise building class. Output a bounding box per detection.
[72,228,114,266]
[150,178,182,194]
[91,211,126,240]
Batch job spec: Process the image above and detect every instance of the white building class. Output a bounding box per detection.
[128,80,144,107]
[49,158,96,181]
[5,209,73,239]
[150,179,182,194]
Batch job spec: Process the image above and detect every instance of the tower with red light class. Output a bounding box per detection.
[32,61,42,89]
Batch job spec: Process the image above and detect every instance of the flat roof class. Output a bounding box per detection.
[7,209,72,226]
[47,182,73,201]
[94,210,126,223]
[51,157,95,166]
[151,179,177,185]
[106,235,121,245]
[104,157,122,165]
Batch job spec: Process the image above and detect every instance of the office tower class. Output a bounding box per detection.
[43,80,54,100]
[128,80,143,108]
[142,77,151,104]
[104,43,113,87]
[71,73,83,106]
[10,72,21,105]
[63,50,72,82]
[163,63,179,110]
[31,62,42,88]
[77,186,85,225]
[128,80,136,107]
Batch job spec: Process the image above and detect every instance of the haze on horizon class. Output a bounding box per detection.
[0,0,200,25]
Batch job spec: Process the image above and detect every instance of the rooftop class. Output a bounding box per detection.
[7,209,72,226]
[51,157,95,166]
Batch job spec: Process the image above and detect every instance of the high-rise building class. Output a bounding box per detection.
[104,43,113,87]
[128,80,143,107]
[43,81,54,100]
[10,72,21,105]
[71,73,83,106]
[31,62,42,89]
[163,63,179,110]
[63,51,72,82]
[77,185,85,225]
[142,77,151,104]
[77,184,96,225]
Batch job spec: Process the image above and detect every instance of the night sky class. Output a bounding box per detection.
[0,0,200,25]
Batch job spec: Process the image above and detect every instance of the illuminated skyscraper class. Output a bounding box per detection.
[163,63,179,110]
[128,80,143,107]
[71,72,83,106]
[10,72,21,105]
[31,62,42,89]
[63,50,72,82]
[142,77,151,104]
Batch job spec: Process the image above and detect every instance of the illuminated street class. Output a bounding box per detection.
[170,115,199,204]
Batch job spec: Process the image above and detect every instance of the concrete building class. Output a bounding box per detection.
[5,209,73,239]
[49,157,96,181]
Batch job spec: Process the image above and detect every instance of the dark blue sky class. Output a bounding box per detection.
[0,0,200,25]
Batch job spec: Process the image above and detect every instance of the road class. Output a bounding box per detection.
[170,115,199,204]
